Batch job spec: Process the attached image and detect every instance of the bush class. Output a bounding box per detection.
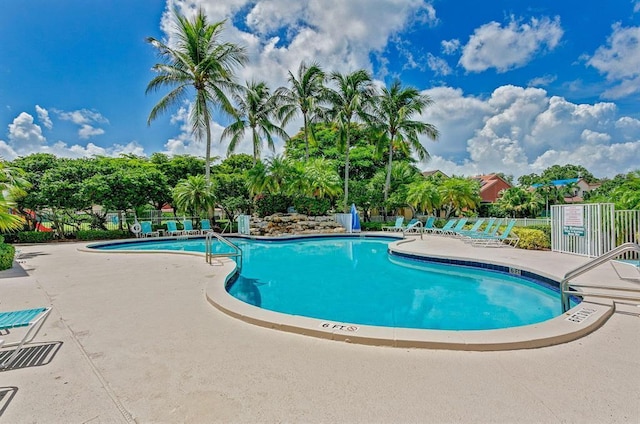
[513,228,550,250]
[526,224,551,239]
[292,197,331,216]
[255,194,291,217]
[17,231,55,243]
[0,243,15,270]
[361,221,384,231]
[76,230,130,241]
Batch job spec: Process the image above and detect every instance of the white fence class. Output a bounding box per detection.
[551,203,616,257]
[615,210,640,258]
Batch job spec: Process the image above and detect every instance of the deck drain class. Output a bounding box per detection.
[566,307,597,323]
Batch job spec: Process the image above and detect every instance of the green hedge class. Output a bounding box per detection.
[17,231,55,243]
[513,228,550,250]
[76,230,131,241]
[361,222,384,231]
[0,243,15,270]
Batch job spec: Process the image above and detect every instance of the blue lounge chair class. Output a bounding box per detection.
[471,219,519,247]
[430,218,457,235]
[140,221,159,238]
[382,217,405,232]
[0,307,51,368]
[454,219,484,237]
[166,220,184,236]
[422,216,436,232]
[403,219,424,234]
[200,219,213,233]
[181,220,201,236]
[462,218,502,242]
[442,217,468,236]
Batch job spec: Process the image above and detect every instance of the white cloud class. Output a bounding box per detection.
[0,112,144,160]
[417,85,640,179]
[459,16,563,73]
[53,108,109,139]
[35,105,53,130]
[426,53,452,76]
[528,74,557,87]
[634,1,640,13]
[587,24,640,99]
[7,112,47,153]
[441,39,460,55]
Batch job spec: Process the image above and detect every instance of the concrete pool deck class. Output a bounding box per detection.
[1,235,639,423]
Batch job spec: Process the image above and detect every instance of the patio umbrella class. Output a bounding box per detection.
[350,203,361,232]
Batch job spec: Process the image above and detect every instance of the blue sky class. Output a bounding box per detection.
[2,0,640,178]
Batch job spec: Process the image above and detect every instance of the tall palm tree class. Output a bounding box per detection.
[146,9,247,184]
[373,80,439,210]
[222,80,289,166]
[172,174,216,218]
[325,70,376,212]
[275,61,326,161]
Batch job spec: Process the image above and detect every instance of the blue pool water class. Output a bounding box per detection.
[95,236,573,330]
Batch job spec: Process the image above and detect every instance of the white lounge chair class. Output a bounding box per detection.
[0,307,51,368]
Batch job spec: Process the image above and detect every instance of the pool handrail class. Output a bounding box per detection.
[560,242,640,312]
[205,232,243,272]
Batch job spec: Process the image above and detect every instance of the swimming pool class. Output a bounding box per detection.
[93,236,576,331]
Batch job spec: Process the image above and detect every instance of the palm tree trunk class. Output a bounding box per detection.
[303,113,309,161]
[205,110,212,186]
[383,132,394,219]
[343,124,350,213]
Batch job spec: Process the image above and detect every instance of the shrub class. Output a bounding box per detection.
[513,228,550,250]
[526,224,551,239]
[255,194,291,217]
[76,230,130,241]
[292,197,331,216]
[0,243,15,270]
[17,231,55,243]
[361,221,383,231]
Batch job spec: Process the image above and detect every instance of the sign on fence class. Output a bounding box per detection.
[562,205,585,236]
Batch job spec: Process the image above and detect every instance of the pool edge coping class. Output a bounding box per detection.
[204,237,614,351]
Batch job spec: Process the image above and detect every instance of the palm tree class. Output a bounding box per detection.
[223,80,289,166]
[373,80,439,212]
[325,70,376,212]
[146,9,247,184]
[0,160,29,232]
[300,158,342,199]
[172,175,216,218]
[438,177,481,218]
[276,61,326,161]
[406,179,441,216]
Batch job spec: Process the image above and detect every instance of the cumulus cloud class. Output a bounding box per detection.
[418,85,640,178]
[53,108,109,140]
[35,105,53,130]
[459,16,563,73]
[0,112,143,160]
[426,53,452,76]
[441,39,460,55]
[587,24,640,99]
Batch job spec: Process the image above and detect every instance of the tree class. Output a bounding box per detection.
[496,187,543,218]
[172,175,216,218]
[372,80,438,214]
[150,153,206,188]
[325,70,376,212]
[276,61,326,161]
[541,164,597,184]
[0,159,30,232]
[406,179,441,216]
[222,80,288,166]
[438,177,481,218]
[146,9,246,184]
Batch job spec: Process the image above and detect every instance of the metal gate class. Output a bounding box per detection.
[551,203,616,257]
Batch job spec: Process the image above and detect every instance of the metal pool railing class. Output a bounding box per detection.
[560,242,640,312]
[204,232,243,272]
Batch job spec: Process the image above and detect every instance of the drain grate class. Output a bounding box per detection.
[565,307,597,323]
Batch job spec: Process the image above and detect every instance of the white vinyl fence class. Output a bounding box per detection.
[551,203,616,257]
